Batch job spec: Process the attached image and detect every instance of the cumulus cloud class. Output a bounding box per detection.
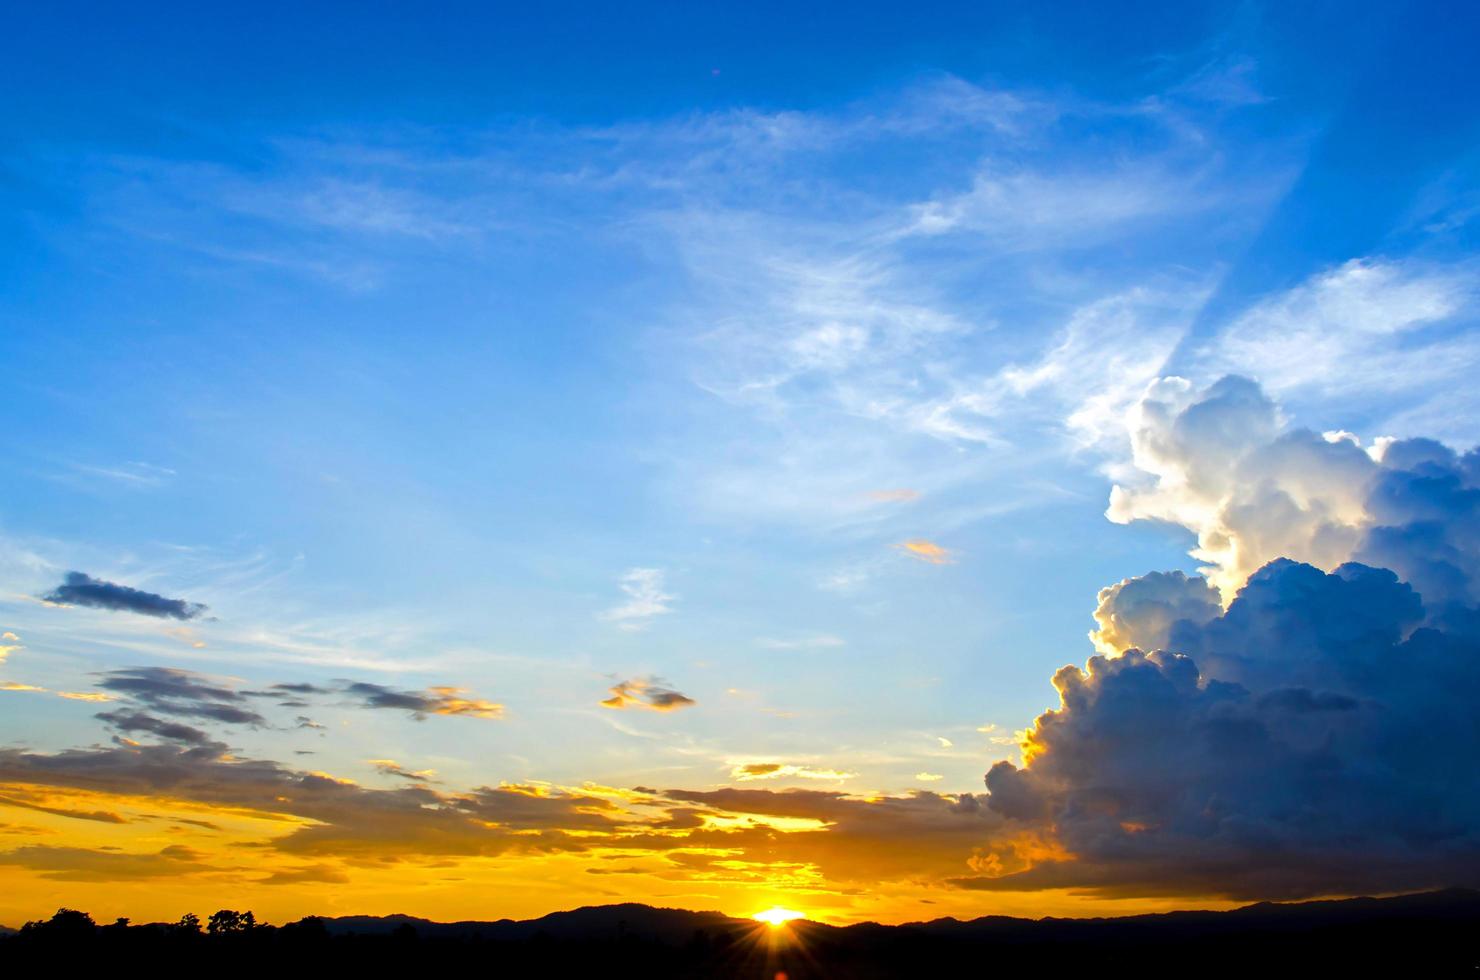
[601,677,696,711]
[41,572,207,620]
[1090,570,1221,655]
[599,568,674,630]
[942,376,1480,900]
[974,555,1480,899]
[1108,375,1480,607]
[0,631,21,663]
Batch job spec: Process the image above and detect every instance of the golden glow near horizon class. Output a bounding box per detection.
[753,907,806,927]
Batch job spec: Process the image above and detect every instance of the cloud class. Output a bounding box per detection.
[729,763,856,782]
[1108,375,1480,607]
[915,772,944,782]
[0,792,128,824]
[601,677,696,712]
[95,710,221,748]
[930,378,1480,900]
[368,759,437,783]
[0,631,21,663]
[1090,570,1221,655]
[1192,259,1473,402]
[971,552,1480,900]
[98,667,265,726]
[41,572,207,620]
[257,864,351,885]
[755,634,845,650]
[341,682,503,720]
[894,539,955,564]
[599,568,674,631]
[0,681,116,703]
[65,461,176,489]
[0,844,210,881]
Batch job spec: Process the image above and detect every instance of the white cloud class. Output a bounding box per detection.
[755,634,845,650]
[1194,259,1472,400]
[599,568,674,631]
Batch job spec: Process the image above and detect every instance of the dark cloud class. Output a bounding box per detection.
[1355,440,1480,610]
[41,572,206,620]
[95,709,221,748]
[0,792,128,824]
[98,667,266,726]
[368,759,435,783]
[977,558,1480,900]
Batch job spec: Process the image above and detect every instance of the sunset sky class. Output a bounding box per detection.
[3,2,1480,927]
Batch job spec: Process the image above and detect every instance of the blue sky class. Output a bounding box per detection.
[3,1,1480,922]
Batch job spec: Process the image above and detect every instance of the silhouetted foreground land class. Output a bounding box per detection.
[5,889,1479,976]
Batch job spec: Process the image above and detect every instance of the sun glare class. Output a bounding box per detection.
[753,907,806,927]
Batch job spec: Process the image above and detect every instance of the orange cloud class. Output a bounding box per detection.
[729,763,856,782]
[894,539,955,564]
[601,677,695,712]
[425,687,503,719]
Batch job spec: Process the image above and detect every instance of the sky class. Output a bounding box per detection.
[3,1,1480,927]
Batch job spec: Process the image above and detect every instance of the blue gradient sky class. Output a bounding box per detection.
[3,1,1480,921]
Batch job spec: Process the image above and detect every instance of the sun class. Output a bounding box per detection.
[752,906,806,927]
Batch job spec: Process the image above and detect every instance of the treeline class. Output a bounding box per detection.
[6,900,1480,977]
[2,907,766,976]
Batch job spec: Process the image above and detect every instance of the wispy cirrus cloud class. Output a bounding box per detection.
[599,568,674,631]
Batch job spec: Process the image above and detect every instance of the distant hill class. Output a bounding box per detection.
[321,901,741,944]
[318,886,1480,942]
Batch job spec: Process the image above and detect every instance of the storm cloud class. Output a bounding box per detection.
[949,376,1480,900]
[41,572,207,620]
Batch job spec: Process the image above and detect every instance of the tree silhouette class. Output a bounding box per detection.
[21,908,95,941]
[207,909,256,934]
